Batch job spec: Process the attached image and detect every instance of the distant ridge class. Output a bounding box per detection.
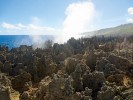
[84,23,133,37]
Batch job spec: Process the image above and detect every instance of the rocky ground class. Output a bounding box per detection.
[0,35,133,100]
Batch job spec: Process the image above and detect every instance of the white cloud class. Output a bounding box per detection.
[1,22,60,35]
[2,22,21,30]
[127,18,133,23]
[31,17,42,25]
[27,24,59,35]
[127,7,133,23]
[128,7,133,15]
[55,0,96,43]
[63,1,96,35]
[1,0,97,44]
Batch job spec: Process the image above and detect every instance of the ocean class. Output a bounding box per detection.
[0,35,53,48]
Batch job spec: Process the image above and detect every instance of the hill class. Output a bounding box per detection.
[84,23,133,37]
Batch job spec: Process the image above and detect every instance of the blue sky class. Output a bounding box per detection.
[0,0,133,36]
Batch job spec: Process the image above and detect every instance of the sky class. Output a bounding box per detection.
[0,0,133,40]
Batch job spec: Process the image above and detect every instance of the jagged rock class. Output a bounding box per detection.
[23,81,32,91]
[44,74,74,100]
[113,95,124,100]
[11,63,26,76]
[84,87,92,96]
[99,42,114,52]
[84,50,97,71]
[95,58,120,77]
[11,71,31,92]
[0,73,11,86]
[1,61,12,74]
[36,55,57,80]
[108,54,131,71]
[71,64,83,92]
[6,53,15,63]
[0,73,20,100]
[97,84,115,100]
[0,46,8,52]
[34,76,52,100]
[73,87,92,100]
[0,61,3,71]
[82,87,92,100]
[95,50,107,58]
[29,74,74,100]
[20,91,30,100]
[107,74,132,87]
[73,92,83,100]
[120,89,133,99]
[0,54,6,63]
[72,54,83,60]
[83,70,91,88]
[64,57,78,74]
[82,71,105,99]
[127,63,133,76]
[0,86,11,100]
[79,62,91,76]
[83,71,105,91]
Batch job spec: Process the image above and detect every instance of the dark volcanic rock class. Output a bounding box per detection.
[0,73,13,100]
[84,50,97,71]
[0,54,6,63]
[64,57,79,74]
[120,89,133,100]
[1,61,12,74]
[97,84,115,100]
[0,86,11,100]
[95,58,120,77]
[11,71,31,92]
[71,64,83,92]
[108,54,131,71]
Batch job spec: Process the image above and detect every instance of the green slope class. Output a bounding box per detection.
[84,23,133,37]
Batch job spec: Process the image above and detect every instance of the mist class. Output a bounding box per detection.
[0,0,97,49]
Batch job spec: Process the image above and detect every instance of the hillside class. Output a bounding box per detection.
[84,23,133,37]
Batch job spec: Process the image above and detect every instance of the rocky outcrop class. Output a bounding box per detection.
[120,89,133,100]
[0,35,132,100]
[11,71,31,92]
[71,64,83,92]
[0,54,6,63]
[107,74,132,87]
[1,61,11,74]
[64,57,78,74]
[108,54,131,71]
[84,50,97,71]
[0,73,19,100]
[95,58,120,77]
[97,84,115,100]
[0,86,11,100]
